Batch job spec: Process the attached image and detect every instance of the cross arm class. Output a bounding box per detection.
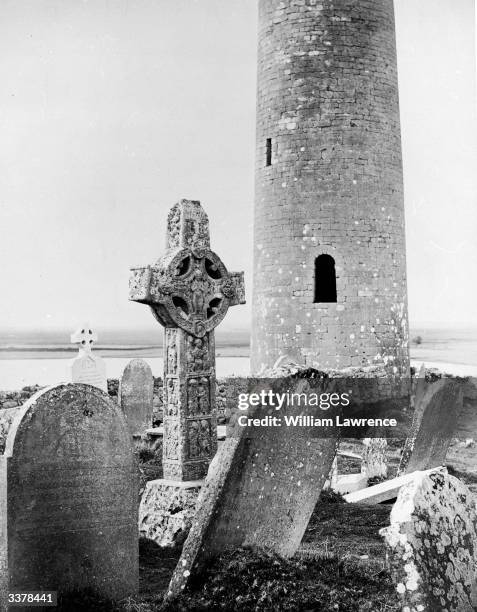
[129,265,175,305]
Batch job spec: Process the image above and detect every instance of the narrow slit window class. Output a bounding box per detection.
[314,254,337,303]
[266,138,272,166]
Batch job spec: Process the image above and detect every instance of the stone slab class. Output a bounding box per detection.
[0,384,138,607]
[119,358,154,437]
[344,467,445,505]
[380,470,477,611]
[337,449,362,460]
[165,375,339,600]
[398,379,462,475]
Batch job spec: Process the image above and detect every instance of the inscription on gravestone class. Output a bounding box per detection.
[129,199,245,481]
[0,384,138,607]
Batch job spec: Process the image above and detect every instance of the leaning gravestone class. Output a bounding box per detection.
[0,384,138,607]
[119,358,154,438]
[69,324,107,392]
[165,374,339,601]
[380,470,477,611]
[398,378,462,475]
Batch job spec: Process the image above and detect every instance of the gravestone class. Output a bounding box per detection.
[69,324,107,392]
[0,384,138,607]
[380,470,477,611]
[361,438,387,480]
[130,199,245,546]
[398,378,462,475]
[119,358,154,438]
[165,374,339,600]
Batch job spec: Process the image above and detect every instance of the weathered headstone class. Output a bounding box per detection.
[165,375,339,600]
[380,470,477,611]
[0,384,138,607]
[362,438,387,480]
[119,358,154,438]
[129,199,245,545]
[69,324,107,392]
[398,378,462,475]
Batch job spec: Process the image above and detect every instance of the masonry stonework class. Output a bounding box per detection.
[252,0,409,375]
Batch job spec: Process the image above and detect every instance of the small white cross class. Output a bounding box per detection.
[70,323,98,354]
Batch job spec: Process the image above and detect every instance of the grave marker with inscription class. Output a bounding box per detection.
[130,199,245,546]
[69,324,107,392]
[0,384,138,607]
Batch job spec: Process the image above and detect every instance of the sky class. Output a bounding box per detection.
[0,0,476,334]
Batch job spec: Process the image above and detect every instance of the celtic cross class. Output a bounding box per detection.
[129,199,245,481]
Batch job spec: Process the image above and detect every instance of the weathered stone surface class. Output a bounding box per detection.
[139,479,201,547]
[0,408,19,454]
[380,470,477,611]
[0,384,138,607]
[362,438,387,480]
[69,324,107,392]
[165,375,339,600]
[119,358,154,437]
[251,0,409,375]
[129,199,245,482]
[398,379,462,474]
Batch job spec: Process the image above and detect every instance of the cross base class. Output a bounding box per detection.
[139,478,203,548]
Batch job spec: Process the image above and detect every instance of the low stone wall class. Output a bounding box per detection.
[0,377,249,426]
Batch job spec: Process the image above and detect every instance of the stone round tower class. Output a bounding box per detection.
[251,0,410,376]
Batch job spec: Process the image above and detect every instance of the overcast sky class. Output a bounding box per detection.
[0,0,476,333]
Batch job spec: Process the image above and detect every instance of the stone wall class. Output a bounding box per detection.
[0,378,248,427]
[252,0,409,376]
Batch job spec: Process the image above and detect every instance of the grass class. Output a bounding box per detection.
[161,546,399,612]
[54,495,398,611]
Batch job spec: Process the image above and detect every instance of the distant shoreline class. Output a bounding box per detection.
[0,345,250,360]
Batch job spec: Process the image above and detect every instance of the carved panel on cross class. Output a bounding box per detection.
[164,420,179,460]
[187,419,213,460]
[165,329,178,375]
[187,377,211,417]
[165,378,180,417]
[187,334,209,373]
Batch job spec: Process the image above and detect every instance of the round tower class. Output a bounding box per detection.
[251,0,410,376]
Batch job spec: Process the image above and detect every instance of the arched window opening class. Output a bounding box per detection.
[314,255,337,303]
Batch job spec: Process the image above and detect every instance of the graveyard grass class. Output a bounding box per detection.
[52,447,402,611]
[55,496,401,612]
[61,438,477,611]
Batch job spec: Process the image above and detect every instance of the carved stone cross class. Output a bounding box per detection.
[129,199,245,481]
[71,323,98,353]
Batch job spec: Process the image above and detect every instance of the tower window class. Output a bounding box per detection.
[314,255,337,303]
[266,138,272,166]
